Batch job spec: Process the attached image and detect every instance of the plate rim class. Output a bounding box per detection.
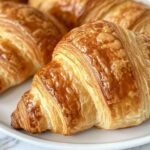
[0,123,150,150]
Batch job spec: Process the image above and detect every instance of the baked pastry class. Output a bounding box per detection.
[11,20,150,135]
[28,0,102,29]
[0,2,66,93]
[29,0,150,34]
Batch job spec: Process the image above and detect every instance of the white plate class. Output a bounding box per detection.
[1,1,150,149]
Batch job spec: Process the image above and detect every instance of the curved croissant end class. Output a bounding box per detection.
[11,90,48,133]
[11,20,150,135]
[0,2,66,93]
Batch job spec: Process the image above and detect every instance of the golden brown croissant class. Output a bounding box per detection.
[11,20,150,135]
[0,2,66,93]
[29,0,150,34]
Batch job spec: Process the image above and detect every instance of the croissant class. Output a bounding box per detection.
[11,20,150,135]
[29,0,150,34]
[0,2,66,93]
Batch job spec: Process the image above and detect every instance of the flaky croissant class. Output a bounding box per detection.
[0,2,66,93]
[29,0,150,34]
[11,20,150,135]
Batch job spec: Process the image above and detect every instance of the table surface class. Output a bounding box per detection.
[0,132,150,150]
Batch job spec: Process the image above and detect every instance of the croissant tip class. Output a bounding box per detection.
[11,111,21,129]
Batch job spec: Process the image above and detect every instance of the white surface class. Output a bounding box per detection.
[1,0,150,150]
[0,132,150,150]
